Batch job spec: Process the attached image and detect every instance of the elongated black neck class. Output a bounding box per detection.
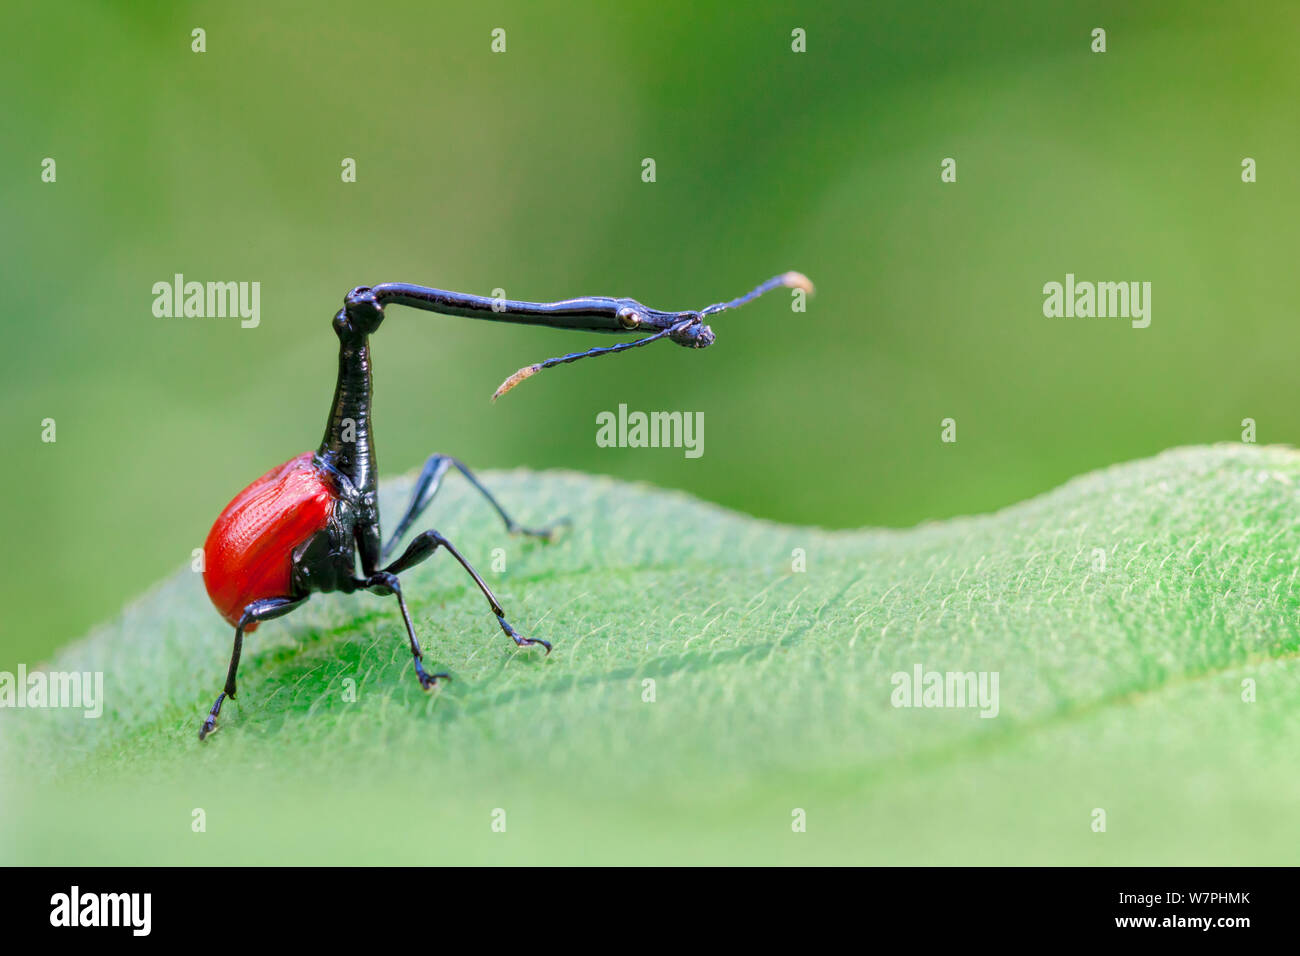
[317,318,377,494]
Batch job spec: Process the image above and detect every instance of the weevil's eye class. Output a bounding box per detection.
[617,307,642,329]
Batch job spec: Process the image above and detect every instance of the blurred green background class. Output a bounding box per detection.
[2,0,1297,668]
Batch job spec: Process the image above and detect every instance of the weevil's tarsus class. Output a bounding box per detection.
[497,612,552,654]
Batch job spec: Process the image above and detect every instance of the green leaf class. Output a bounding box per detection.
[3,444,1298,864]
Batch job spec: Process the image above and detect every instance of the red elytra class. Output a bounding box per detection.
[203,452,336,630]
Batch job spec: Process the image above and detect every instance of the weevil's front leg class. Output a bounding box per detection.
[199,596,307,740]
[360,571,450,691]
[381,454,567,562]
[382,529,550,653]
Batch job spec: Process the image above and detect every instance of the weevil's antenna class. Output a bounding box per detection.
[701,271,814,316]
[493,321,692,400]
[491,271,813,400]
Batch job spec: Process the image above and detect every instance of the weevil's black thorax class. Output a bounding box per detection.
[318,289,385,499]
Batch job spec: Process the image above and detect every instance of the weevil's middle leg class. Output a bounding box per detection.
[382,528,551,653]
[361,571,450,690]
[381,454,567,562]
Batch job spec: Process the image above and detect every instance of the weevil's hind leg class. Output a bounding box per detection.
[199,596,306,741]
[381,529,550,653]
[381,454,568,562]
[357,571,451,691]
